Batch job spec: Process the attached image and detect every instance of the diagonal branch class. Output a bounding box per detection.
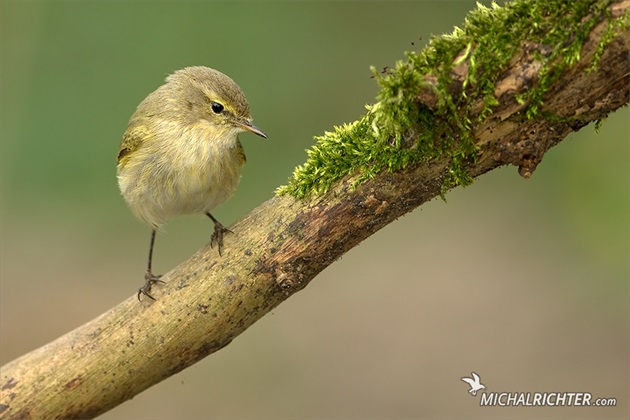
[1,0,628,418]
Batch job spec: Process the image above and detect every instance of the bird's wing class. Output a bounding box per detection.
[471,372,480,383]
[461,377,474,385]
[117,121,154,166]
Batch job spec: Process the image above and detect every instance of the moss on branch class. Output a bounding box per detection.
[277,0,628,199]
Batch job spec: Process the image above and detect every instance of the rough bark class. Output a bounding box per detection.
[1,1,628,418]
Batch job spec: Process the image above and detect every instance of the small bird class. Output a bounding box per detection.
[117,66,267,300]
[461,372,486,396]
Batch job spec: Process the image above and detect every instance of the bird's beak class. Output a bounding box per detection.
[238,120,267,139]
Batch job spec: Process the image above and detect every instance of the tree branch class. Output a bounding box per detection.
[1,0,628,418]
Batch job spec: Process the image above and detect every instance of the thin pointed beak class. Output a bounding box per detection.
[238,120,267,139]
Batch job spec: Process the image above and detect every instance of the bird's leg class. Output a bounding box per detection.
[206,212,232,256]
[138,229,164,300]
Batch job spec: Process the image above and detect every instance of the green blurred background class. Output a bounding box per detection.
[0,1,627,418]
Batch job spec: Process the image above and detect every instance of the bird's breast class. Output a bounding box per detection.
[117,122,246,228]
[164,128,245,214]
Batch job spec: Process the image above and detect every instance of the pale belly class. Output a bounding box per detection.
[118,141,244,229]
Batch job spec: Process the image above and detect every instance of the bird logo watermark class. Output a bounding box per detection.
[461,372,486,396]
[459,371,618,408]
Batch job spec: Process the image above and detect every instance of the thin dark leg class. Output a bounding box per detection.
[206,212,232,256]
[147,229,157,273]
[138,229,164,301]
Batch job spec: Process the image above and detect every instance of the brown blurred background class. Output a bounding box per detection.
[1,1,627,419]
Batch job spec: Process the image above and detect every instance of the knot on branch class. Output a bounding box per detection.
[494,121,574,179]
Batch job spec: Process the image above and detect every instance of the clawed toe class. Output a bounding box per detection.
[137,272,164,301]
[210,222,232,256]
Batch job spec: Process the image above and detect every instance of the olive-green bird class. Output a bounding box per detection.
[117,66,267,300]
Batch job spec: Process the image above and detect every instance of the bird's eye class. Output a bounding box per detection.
[211,102,224,114]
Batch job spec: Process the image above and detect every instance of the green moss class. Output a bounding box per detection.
[594,116,608,132]
[590,4,630,72]
[277,0,623,199]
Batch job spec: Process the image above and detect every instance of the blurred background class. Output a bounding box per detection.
[0,1,627,419]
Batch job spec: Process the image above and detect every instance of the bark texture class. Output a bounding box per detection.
[1,1,628,418]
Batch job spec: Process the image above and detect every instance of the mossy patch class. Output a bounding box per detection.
[277,0,624,199]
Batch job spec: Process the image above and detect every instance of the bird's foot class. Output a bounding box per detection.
[137,271,164,301]
[210,220,232,256]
